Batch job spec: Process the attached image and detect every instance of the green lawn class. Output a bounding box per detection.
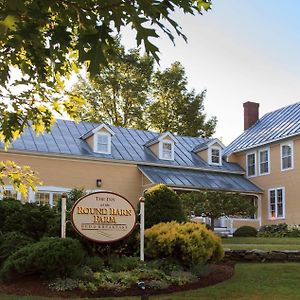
[2,263,300,300]
[222,237,300,250]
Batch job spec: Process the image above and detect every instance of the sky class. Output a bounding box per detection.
[121,0,300,145]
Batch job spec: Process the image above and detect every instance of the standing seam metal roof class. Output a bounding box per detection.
[138,165,262,193]
[6,119,244,173]
[224,102,300,155]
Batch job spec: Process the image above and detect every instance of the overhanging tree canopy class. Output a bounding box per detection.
[0,0,212,143]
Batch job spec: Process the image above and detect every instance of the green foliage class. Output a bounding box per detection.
[0,0,212,145]
[234,226,258,237]
[108,256,142,272]
[49,278,80,292]
[144,184,186,228]
[180,192,257,230]
[0,237,85,282]
[75,59,216,137]
[84,256,105,272]
[147,258,184,275]
[0,200,58,240]
[144,221,224,267]
[257,223,300,238]
[0,232,33,266]
[149,62,217,137]
[73,42,154,130]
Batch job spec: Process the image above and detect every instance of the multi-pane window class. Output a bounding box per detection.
[96,133,110,153]
[269,188,285,219]
[35,192,50,206]
[259,149,270,175]
[35,191,62,207]
[247,153,256,177]
[162,142,173,160]
[281,143,293,170]
[211,148,220,164]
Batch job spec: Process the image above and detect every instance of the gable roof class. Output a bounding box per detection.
[3,119,243,173]
[80,123,115,139]
[192,138,225,153]
[144,132,177,147]
[224,102,300,156]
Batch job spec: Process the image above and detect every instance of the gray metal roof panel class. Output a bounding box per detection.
[139,165,262,193]
[225,102,300,155]
[5,119,243,173]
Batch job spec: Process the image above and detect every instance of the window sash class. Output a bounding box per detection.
[269,188,284,219]
[259,150,269,174]
[161,142,173,160]
[281,144,292,170]
[247,153,256,176]
[211,148,220,164]
[97,134,109,153]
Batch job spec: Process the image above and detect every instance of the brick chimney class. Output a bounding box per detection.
[243,101,259,130]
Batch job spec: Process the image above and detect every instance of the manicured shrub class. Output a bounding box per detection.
[287,225,300,237]
[108,256,141,272]
[0,232,34,266]
[0,200,58,240]
[234,226,258,237]
[0,199,23,231]
[144,184,186,228]
[0,237,85,281]
[144,221,224,267]
[84,256,105,272]
[258,223,289,237]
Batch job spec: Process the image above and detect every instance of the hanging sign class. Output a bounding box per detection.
[71,192,136,243]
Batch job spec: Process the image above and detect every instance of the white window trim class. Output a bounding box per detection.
[93,132,112,154]
[208,146,222,166]
[268,187,285,220]
[280,141,294,171]
[246,151,257,178]
[258,147,270,176]
[159,140,175,161]
[31,186,71,208]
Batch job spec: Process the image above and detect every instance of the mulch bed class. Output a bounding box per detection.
[0,263,235,298]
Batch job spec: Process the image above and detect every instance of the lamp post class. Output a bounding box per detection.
[61,192,67,238]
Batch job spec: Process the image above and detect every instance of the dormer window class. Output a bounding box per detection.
[95,132,111,154]
[160,141,174,160]
[81,123,114,155]
[209,146,222,166]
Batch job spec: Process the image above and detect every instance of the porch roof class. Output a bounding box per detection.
[138,165,262,194]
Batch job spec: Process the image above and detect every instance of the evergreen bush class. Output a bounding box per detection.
[144,184,186,228]
[144,221,224,267]
[0,232,34,266]
[0,237,85,281]
[234,226,258,237]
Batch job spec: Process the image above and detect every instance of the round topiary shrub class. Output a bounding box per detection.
[144,184,186,228]
[144,221,224,267]
[0,237,85,282]
[0,232,34,266]
[234,226,258,237]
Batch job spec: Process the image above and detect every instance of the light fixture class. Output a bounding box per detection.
[96,179,102,187]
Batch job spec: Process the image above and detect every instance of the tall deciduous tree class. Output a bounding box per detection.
[180,191,257,231]
[149,62,216,137]
[73,58,216,137]
[0,0,211,193]
[0,0,212,142]
[72,44,154,129]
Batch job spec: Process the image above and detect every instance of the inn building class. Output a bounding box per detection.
[0,117,262,233]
